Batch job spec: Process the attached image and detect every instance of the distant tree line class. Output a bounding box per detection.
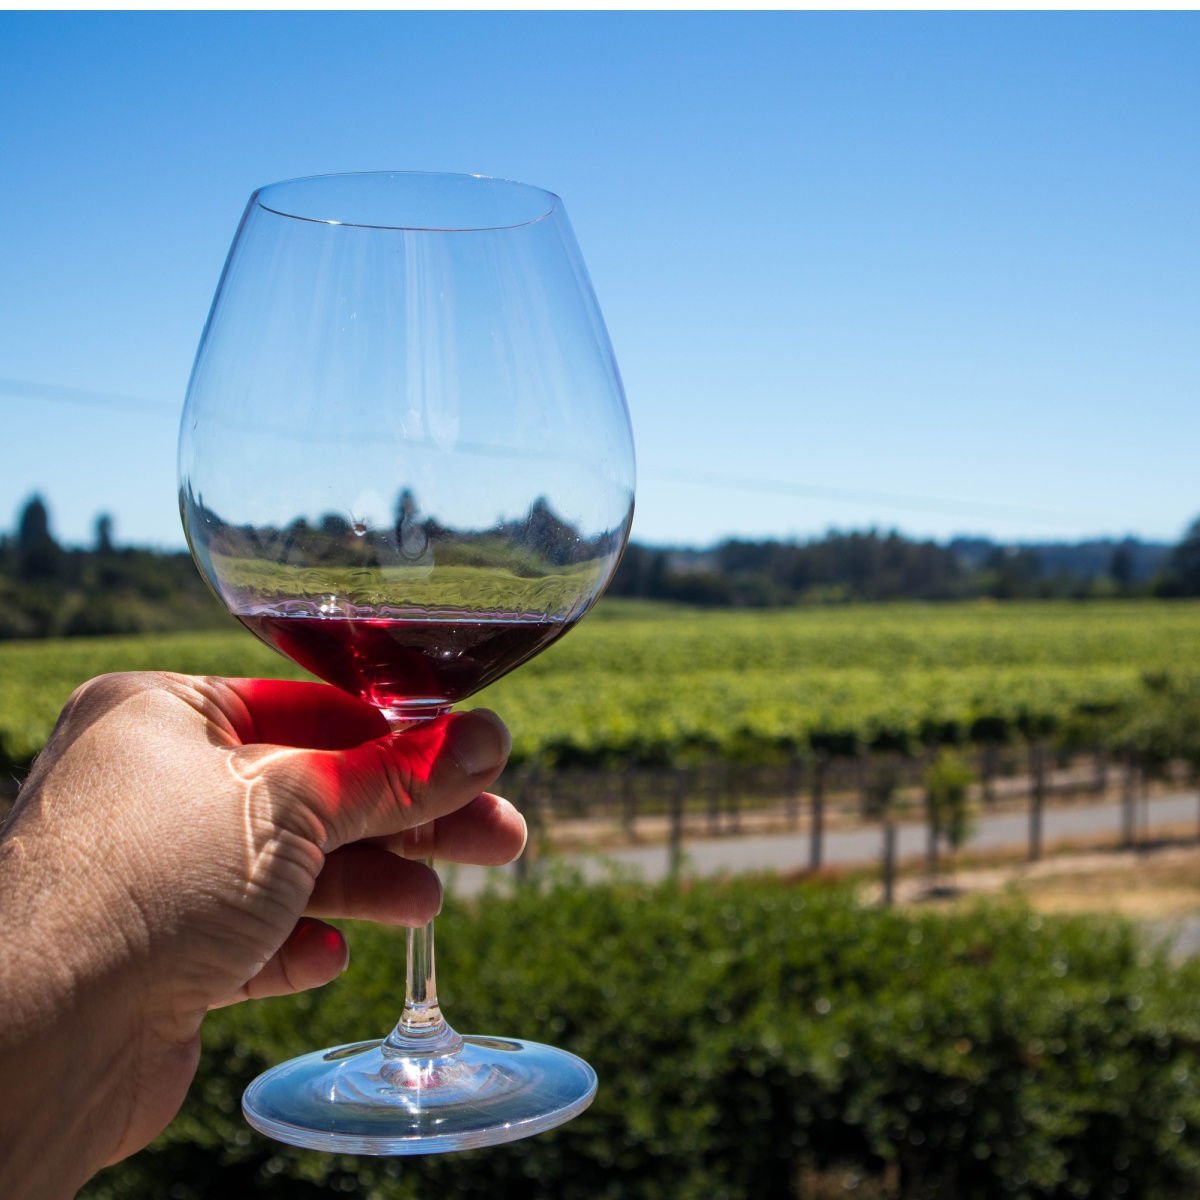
[0,495,228,639]
[609,522,1200,606]
[1,495,1199,639]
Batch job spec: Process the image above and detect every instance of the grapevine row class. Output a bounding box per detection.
[2,601,1199,773]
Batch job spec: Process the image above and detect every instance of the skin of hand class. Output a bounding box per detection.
[0,672,522,1200]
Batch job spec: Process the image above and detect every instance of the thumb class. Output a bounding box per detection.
[233,708,512,852]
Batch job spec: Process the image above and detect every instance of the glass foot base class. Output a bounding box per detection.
[242,1035,598,1154]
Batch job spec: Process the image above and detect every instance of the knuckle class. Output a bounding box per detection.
[64,670,193,718]
[51,673,151,745]
[65,671,139,711]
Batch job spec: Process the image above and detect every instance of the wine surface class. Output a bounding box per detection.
[237,607,572,713]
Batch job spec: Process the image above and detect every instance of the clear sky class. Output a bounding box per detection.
[1,11,1197,551]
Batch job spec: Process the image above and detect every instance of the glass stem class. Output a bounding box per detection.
[381,709,463,1059]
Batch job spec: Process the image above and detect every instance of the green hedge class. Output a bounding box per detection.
[84,875,1200,1199]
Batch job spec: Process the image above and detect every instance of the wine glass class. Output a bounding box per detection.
[178,172,635,1153]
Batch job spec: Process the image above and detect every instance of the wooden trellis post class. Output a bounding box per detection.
[513,763,542,885]
[667,766,688,878]
[1121,756,1138,849]
[1027,740,1046,862]
[785,753,803,829]
[809,754,828,872]
[881,818,897,907]
[621,762,638,837]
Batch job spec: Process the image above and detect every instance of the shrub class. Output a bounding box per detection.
[82,875,1200,1200]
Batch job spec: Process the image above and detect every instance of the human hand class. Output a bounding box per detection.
[0,672,521,1199]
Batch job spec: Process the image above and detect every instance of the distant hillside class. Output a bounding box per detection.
[609,530,1178,606]
[948,537,1168,583]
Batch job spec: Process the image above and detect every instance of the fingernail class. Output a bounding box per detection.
[494,795,529,856]
[329,929,350,974]
[446,710,510,776]
[297,918,349,974]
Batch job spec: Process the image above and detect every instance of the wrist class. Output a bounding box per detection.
[0,820,145,1198]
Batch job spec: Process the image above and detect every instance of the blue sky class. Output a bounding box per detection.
[1,12,1197,550]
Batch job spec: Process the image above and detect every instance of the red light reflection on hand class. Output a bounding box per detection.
[220,678,461,846]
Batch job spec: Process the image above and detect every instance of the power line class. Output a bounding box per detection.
[0,376,1120,533]
[648,467,1100,531]
[0,377,177,416]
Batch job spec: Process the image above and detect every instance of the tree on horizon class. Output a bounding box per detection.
[1161,516,1200,597]
[15,493,62,582]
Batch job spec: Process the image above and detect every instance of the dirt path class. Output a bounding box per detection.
[441,794,1200,957]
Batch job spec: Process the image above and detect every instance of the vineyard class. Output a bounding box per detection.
[57,601,1200,1199]
[2,600,1199,779]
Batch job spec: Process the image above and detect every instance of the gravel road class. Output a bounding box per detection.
[443,789,1200,897]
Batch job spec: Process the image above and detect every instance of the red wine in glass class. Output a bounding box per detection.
[236,606,572,715]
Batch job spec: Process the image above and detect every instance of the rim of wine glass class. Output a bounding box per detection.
[253,170,561,233]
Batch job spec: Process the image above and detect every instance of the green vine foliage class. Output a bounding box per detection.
[82,876,1200,1200]
[4,601,1200,776]
[925,748,978,855]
